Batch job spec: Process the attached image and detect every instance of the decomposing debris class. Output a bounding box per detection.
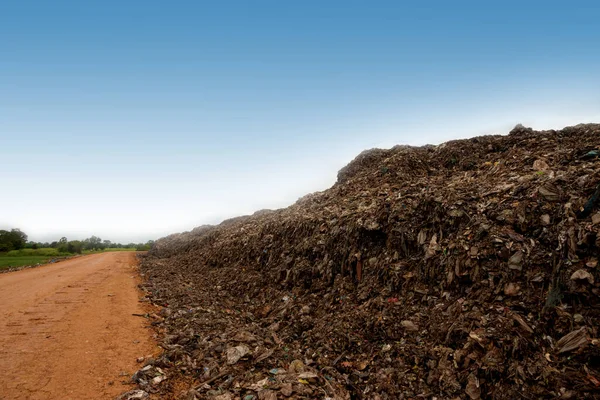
[127,124,600,399]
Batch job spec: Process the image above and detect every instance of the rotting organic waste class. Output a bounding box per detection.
[123,124,600,399]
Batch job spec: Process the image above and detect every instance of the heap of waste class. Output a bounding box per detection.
[132,124,600,399]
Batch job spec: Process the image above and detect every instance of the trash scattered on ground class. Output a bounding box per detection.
[129,124,600,399]
[116,389,149,400]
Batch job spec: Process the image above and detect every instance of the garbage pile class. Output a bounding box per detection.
[135,124,600,399]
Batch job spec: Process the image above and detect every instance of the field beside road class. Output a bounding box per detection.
[0,247,138,270]
[0,248,71,270]
[0,255,60,269]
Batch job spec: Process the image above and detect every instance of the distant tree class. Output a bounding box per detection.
[10,229,27,250]
[84,236,102,250]
[57,237,69,253]
[0,230,12,252]
[134,240,155,251]
[0,228,28,252]
[67,240,83,254]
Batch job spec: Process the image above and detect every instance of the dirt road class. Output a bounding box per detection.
[0,252,158,400]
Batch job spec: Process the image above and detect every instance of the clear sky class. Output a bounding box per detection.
[1,1,599,243]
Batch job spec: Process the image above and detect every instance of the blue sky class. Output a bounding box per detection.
[1,1,599,242]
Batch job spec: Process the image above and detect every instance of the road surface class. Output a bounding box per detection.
[0,252,158,400]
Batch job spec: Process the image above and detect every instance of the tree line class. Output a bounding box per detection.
[0,228,154,253]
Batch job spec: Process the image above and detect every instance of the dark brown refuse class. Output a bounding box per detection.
[130,124,600,399]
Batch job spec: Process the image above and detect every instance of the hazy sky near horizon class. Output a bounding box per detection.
[1,1,599,243]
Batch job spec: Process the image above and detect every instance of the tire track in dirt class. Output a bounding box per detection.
[0,252,158,400]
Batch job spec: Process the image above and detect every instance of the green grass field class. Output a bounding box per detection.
[0,255,59,269]
[0,247,139,271]
[0,248,71,270]
[6,248,71,257]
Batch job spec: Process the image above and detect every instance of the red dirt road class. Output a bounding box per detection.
[0,252,158,400]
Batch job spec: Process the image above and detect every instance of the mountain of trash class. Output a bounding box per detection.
[133,124,600,400]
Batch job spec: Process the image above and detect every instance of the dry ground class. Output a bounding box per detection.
[0,252,158,400]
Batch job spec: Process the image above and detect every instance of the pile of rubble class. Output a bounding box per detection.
[133,124,600,399]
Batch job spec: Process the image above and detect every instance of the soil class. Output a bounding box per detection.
[138,124,600,399]
[0,252,159,400]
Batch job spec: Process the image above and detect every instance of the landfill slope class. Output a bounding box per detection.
[137,124,600,399]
